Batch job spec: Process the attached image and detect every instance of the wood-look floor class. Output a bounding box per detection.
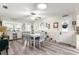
[1,39,79,55]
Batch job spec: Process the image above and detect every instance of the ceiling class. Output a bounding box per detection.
[0,3,79,22]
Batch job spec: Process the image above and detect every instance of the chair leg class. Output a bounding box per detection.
[29,41,33,48]
[41,42,44,47]
[38,42,41,48]
[0,52,1,55]
[23,40,27,48]
[6,49,8,55]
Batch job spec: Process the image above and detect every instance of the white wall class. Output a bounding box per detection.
[76,15,79,48]
[58,15,76,46]
[34,14,76,46]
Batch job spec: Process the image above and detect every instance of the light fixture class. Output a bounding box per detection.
[2,4,8,9]
[37,3,47,10]
[3,5,8,9]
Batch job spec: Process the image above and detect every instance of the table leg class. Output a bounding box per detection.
[23,40,27,48]
[34,37,35,48]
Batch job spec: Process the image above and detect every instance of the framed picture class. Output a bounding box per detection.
[76,26,79,34]
[72,21,76,25]
[46,23,50,29]
[53,22,58,28]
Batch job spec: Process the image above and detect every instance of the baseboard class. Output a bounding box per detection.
[9,38,22,41]
[57,42,76,48]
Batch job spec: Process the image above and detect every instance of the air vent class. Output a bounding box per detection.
[62,14,68,17]
[30,12,36,15]
[3,5,8,9]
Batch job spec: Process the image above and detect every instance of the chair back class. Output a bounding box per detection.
[40,32,45,42]
[0,36,9,51]
[35,37,40,40]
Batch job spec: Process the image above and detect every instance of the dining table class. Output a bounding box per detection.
[23,33,41,48]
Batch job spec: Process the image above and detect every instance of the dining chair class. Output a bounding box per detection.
[35,33,45,48]
[39,33,46,47]
[22,33,27,47]
[35,37,40,48]
[0,36,9,55]
[22,33,30,48]
[29,36,34,48]
[26,34,30,46]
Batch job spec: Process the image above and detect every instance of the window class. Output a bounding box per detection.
[2,21,22,32]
